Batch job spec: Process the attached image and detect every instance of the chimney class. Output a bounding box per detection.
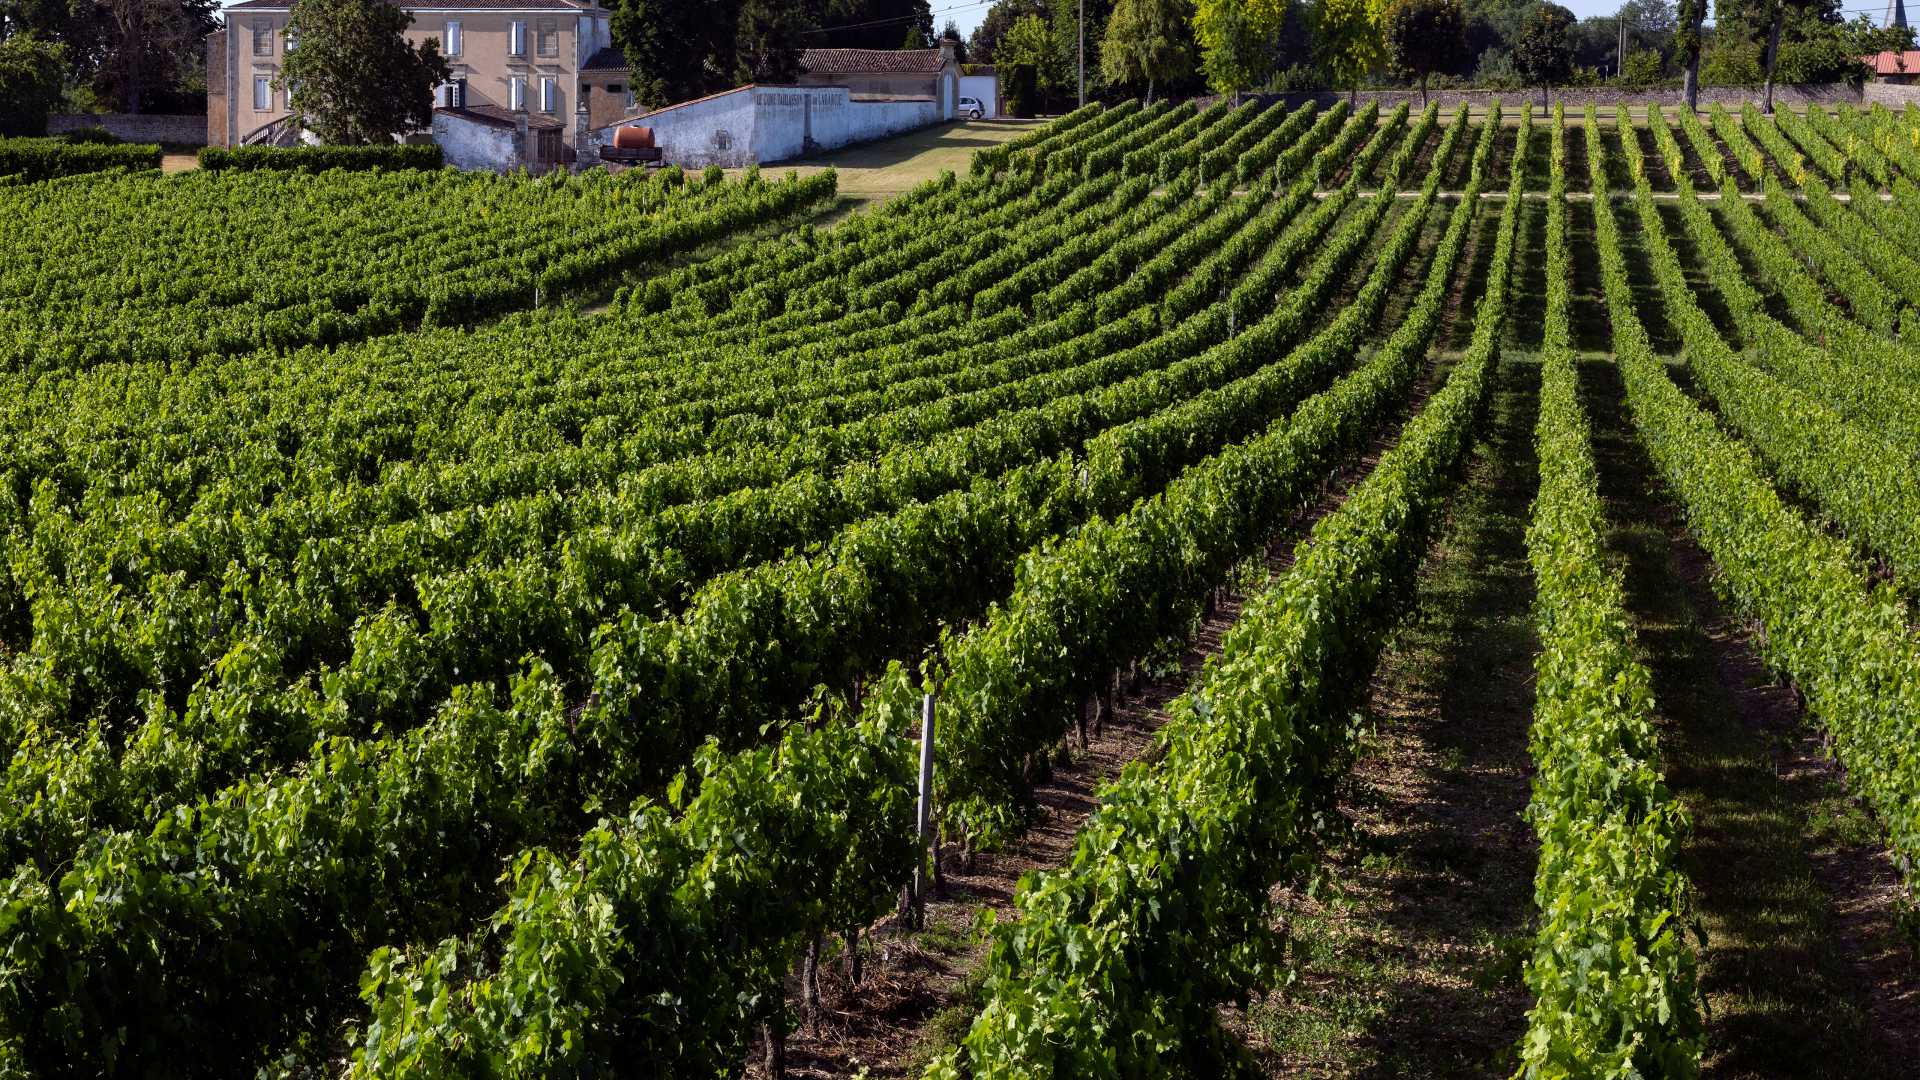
[939,38,958,65]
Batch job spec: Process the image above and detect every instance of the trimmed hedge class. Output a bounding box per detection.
[197,143,444,172]
[0,138,161,180]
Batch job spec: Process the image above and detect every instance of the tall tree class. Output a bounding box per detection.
[1383,0,1463,103]
[1001,9,1070,98]
[276,0,447,143]
[1675,0,1705,107]
[1315,0,1387,102]
[1193,0,1289,93]
[940,19,969,62]
[612,0,740,106]
[101,0,215,112]
[1101,0,1194,101]
[1512,0,1573,107]
[815,0,931,49]
[0,30,64,135]
[736,0,811,82]
[970,0,1048,63]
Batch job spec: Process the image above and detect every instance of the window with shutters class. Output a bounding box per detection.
[539,76,556,113]
[536,19,558,57]
[509,20,526,56]
[444,20,461,57]
[449,78,467,108]
[253,75,272,111]
[509,76,526,111]
[252,20,273,57]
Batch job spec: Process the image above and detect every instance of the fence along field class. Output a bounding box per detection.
[3,93,1920,1078]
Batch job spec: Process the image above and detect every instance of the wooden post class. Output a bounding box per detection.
[911,693,936,928]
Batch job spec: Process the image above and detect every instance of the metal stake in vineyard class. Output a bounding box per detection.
[909,692,937,928]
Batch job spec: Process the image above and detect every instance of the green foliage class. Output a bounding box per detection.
[1002,60,1039,116]
[1383,0,1465,98]
[1620,48,1663,84]
[0,135,158,178]
[931,106,1520,1078]
[999,12,1068,95]
[1194,0,1290,92]
[1511,1,1575,91]
[1314,0,1389,91]
[278,0,450,144]
[1100,0,1198,99]
[196,143,444,172]
[0,32,65,137]
[1700,40,1762,85]
[1517,104,1703,1077]
[0,166,834,367]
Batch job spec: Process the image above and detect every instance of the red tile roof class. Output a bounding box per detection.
[800,48,946,75]
[1867,49,1920,75]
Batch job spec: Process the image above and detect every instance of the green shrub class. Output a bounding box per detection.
[197,143,443,172]
[0,137,160,180]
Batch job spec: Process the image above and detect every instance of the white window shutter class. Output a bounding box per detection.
[435,83,447,108]
[540,77,554,113]
[510,77,525,111]
[510,21,525,55]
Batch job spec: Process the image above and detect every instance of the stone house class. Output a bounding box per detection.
[207,0,623,168]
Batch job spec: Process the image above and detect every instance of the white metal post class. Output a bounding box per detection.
[911,693,936,925]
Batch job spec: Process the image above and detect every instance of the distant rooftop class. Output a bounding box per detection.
[800,48,947,76]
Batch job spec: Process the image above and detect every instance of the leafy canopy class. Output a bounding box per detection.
[1314,0,1389,91]
[1193,0,1290,92]
[1100,0,1196,97]
[1383,0,1465,96]
[0,31,65,136]
[277,0,449,144]
[1511,0,1574,88]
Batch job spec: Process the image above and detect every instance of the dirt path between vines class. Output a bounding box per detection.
[1582,356,1920,1078]
[1231,352,1541,1079]
[750,357,1439,1078]
[743,185,1488,1080]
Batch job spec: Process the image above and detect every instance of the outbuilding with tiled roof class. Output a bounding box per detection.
[795,43,960,105]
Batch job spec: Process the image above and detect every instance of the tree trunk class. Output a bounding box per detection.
[762,1015,787,1080]
[1420,73,1428,108]
[845,926,864,985]
[1147,76,1155,105]
[1762,7,1784,115]
[1541,83,1548,111]
[803,932,823,1030]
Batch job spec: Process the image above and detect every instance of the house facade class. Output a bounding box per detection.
[208,0,621,159]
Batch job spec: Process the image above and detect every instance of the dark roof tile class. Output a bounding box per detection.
[436,105,566,131]
[582,44,626,71]
[799,48,946,75]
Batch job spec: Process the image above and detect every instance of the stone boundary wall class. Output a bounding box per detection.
[47,113,205,145]
[1864,82,1920,107]
[1198,83,1876,111]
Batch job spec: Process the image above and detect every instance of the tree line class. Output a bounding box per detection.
[1,0,214,134]
[970,0,1916,110]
